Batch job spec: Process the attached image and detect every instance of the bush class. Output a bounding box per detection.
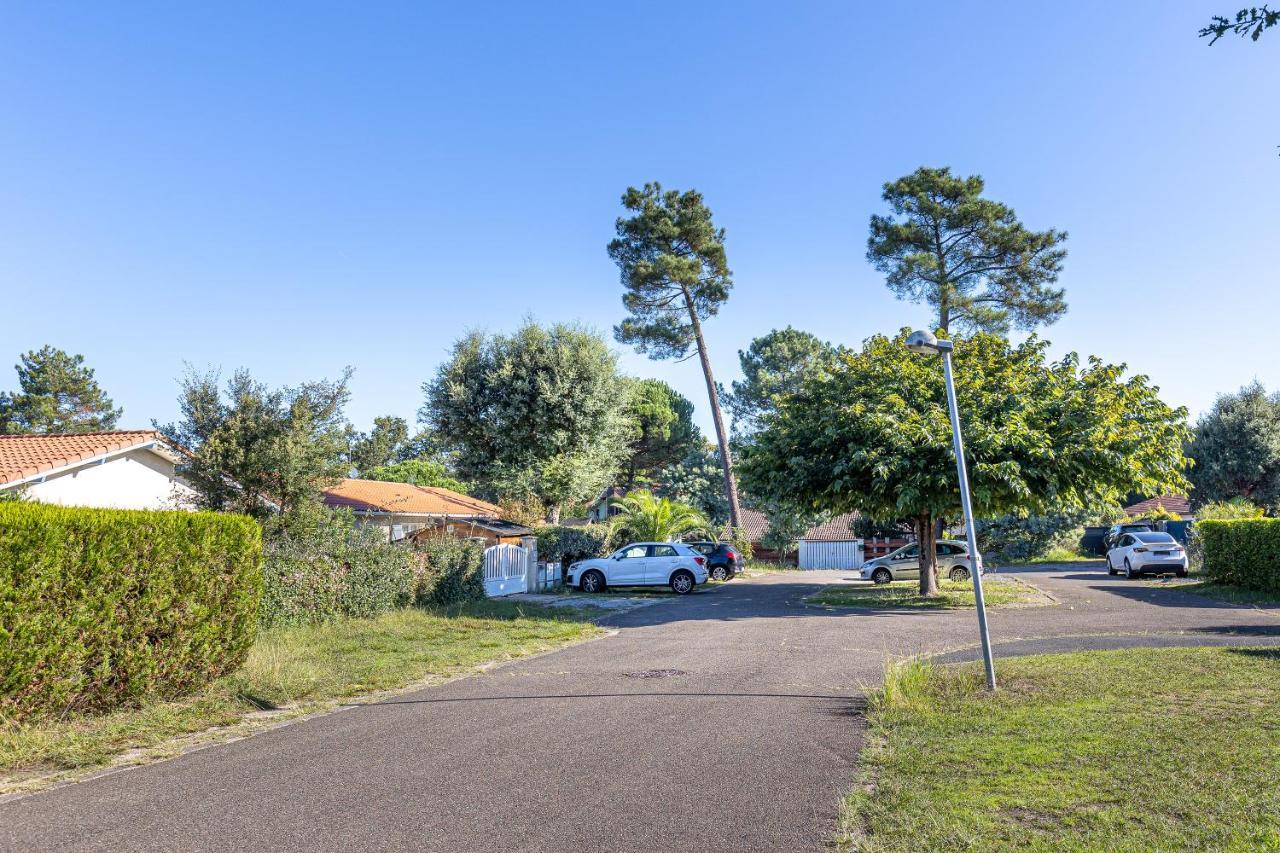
[0,503,262,721]
[974,509,1093,563]
[1199,518,1280,591]
[260,507,416,627]
[413,536,486,605]
[535,524,608,566]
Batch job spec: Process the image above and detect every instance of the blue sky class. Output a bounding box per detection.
[2,1,1277,437]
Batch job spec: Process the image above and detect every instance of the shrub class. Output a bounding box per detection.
[1199,518,1280,592]
[413,536,486,605]
[260,507,416,627]
[975,508,1093,563]
[0,503,262,721]
[535,524,608,566]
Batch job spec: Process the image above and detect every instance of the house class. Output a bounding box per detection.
[1123,494,1194,520]
[0,430,197,510]
[321,478,533,545]
[584,485,627,523]
[739,507,871,569]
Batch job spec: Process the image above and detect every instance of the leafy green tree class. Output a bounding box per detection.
[739,330,1189,596]
[422,321,630,523]
[607,489,711,543]
[0,346,121,434]
[608,183,744,531]
[867,167,1069,335]
[656,445,730,524]
[726,327,839,436]
[1201,6,1278,42]
[620,378,701,488]
[1196,497,1265,519]
[758,501,830,559]
[348,416,410,474]
[363,459,470,494]
[157,367,352,518]
[1188,382,1280,512]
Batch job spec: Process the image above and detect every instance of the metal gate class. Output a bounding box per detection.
[483,544,529,597]
[798,539,864,570]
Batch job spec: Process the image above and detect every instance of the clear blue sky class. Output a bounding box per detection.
[2,2,1277,437]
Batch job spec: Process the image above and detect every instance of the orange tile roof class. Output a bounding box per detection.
[322,478,502,517]
[1123,494,1192,517]
[0,430,168,486]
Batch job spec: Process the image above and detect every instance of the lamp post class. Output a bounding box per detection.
[905,329,997,691]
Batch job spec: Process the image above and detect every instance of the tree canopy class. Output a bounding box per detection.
[620,378,701,488]
[655,445,730,525]
[0,346,121,434]
[422,321,630,522]
[867,167,1069,335]
[607,490,711,543]
[362,459,470,494]
[1188,382,1280,512]
[158,367,352,518]
[726,327,839,436]
[1201,6,1278,42]
[608,182,744,529]
[739,330,1189,594]
[348,415,410,474]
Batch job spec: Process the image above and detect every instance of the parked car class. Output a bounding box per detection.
[1103,522,1154,553]
[566,542,709,594]
[1106,531,1188,578]
[686,541,739,580]
[858,540,982,584]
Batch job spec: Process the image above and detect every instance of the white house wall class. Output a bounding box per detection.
[21,449,198,511]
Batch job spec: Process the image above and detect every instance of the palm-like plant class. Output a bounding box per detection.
[608,490,711,543]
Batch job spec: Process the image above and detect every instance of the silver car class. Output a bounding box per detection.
[858,540,982,584]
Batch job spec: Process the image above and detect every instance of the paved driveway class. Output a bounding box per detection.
[3,565,1277,852]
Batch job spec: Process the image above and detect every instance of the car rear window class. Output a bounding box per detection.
[1134,532,1176,544]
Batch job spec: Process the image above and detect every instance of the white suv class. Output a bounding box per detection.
[566,542,708,594]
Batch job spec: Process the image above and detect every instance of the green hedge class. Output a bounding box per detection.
[0,503,262,721]
[413,536,486,605]
[535,524,608,566]
[1199,518,1280,592]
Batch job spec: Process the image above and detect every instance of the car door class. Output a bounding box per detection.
[891,544,921,579]
[610,544,650,585]
[646,544,680,584]
[1109,534,1132,567]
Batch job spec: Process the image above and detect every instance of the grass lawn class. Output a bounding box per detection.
[1,601,602,789]
[809,578,1050,609]
[1002,547,1101,566]
[1149,578,1280,611]
[840,647,1280,851]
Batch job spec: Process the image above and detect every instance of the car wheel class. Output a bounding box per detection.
[1106,555,1116,575]
[871,568,892,585]
[948,565,971,582]
[710,565,729,582]
[670,570,695,595]
[580,570,606,593]
[1125,559,1140,579]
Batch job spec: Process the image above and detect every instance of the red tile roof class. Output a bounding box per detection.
[737,508,861,542]
[1123,494,1193,517]
[0,430,168,486]
[322,478,502,517]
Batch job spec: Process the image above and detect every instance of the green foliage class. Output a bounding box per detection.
[422,321,630,521]
[363,459,470,493]
[1201,5,1279,42]
[975,506,1096,563]
[1130,502,1182,523]
[1196,497,1265,520]
[347,415,410,473]
[655,445,730,524]
[412,536,486,605]
[727,327,839,436]
[157,367,352,518]
[867,167,1069,335]
[535,524,610,566]
[259,506,417,627]
[1198,518,1280,592]
[607,489,712,543]
[0,346,121,434]
[1188,382,1280,513]
[0,503,262,721]
[758,501,830,557]
[619,378,702,488]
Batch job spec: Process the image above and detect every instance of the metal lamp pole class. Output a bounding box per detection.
[906,330,997,690]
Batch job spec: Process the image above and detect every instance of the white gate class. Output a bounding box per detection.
[484,544,529,597]
[798,539,864,570]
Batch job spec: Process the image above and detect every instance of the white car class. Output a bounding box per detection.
[1106,531,1188,578]
[566,542,708,594]
[858,540,983,584]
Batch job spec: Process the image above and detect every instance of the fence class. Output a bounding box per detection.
[483,544,529,597]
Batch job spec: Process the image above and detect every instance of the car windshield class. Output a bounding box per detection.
[1134,532,1176,544]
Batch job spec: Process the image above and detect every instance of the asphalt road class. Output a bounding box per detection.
[3,564,1278,852]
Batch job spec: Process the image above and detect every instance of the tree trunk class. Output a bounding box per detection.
[917,513,941,597]
[548,504,561,525]
[681,287,743,532]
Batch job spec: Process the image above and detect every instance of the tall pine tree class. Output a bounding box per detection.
[0,346,121,434]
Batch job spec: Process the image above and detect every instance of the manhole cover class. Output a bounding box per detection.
[623,668,687,679]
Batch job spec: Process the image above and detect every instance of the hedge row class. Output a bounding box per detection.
[0,503,262,721]
[414,535,486,606]
[1199,518,1280,592]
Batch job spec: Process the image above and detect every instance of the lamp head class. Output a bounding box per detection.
[905,329,940,354]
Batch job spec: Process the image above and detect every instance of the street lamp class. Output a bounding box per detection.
[906,330,997,691]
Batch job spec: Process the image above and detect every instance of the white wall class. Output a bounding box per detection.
[21,449,198,511]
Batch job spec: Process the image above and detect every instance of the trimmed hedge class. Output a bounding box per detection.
[413,536,486,606]
[1199,518,1280,592]
[535,524,608,567]
[0,503,262,721]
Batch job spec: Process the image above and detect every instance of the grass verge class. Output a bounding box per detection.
[1,601,602,789]
[1148,578,1280,611]
[839,647,1280,851]
[809,577,1049,609]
